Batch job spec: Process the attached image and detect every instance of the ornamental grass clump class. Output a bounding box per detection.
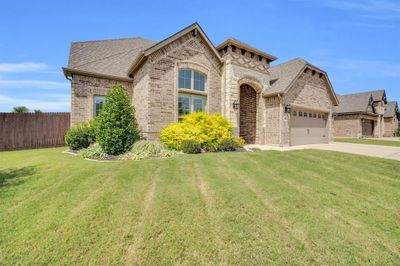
[96,85,140,155]
[79,143,108,160]
[118,140,177,160]
[160,112,244,152]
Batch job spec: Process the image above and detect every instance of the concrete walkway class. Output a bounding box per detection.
[245,142,400,161]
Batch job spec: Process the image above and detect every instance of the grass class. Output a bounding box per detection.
[335,138,400,147]
[1,148,400,265]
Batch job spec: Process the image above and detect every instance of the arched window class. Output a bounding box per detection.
[178,69,207,119]
[178,69,206,91]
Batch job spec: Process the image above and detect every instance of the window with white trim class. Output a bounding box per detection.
[178,94,206,119]
[94,96,105,117]
[177,69,207,120]
[178,69,206,91]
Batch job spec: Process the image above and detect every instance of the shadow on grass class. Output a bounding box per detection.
[0,166,36,188]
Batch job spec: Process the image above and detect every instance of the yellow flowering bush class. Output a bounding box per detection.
[160,112,243,151]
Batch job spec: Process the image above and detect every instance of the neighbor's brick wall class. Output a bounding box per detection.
[384,116,399,137]
[334,115,361,137]
[70,74,133,126]
[135,31,222,140]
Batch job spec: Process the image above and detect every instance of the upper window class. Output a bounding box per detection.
[178,69,206,91]
[94,96,105,117]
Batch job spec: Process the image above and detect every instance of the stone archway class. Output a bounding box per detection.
[239,84,257,144]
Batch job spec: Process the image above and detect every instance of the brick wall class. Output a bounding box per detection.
[239,85,257,143]
[334,115,361,137]
[70,75,133,126]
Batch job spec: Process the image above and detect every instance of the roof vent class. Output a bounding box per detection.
[192,28,198,37]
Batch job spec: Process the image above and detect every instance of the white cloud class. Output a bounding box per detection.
[0,79,69,89]
[324,0,400,13]
[0,62,50,74]
[0,94,70,112]
[314,58,400,78]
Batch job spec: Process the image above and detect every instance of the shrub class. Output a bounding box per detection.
[181,139,202,154]
[79,143,108,160]
[96,85,140,155]
[218,138,238,152]
[118,140,178,160]
[396,128,400,137]
[65,120,96,150]
[160,112,234,151]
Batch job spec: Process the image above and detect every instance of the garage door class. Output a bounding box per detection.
[290,110,328,145]
[361,120,374,137]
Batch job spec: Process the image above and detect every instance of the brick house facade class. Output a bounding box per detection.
[64,23,339,146]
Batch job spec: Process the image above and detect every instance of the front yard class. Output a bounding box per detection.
[1,148,399,265]
[335,137,400,147]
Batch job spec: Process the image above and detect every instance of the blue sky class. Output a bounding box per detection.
[0,0,399,112]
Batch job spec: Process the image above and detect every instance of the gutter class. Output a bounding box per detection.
[63,67,133,82]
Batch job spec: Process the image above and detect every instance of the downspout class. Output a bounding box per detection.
[278,93,282,147]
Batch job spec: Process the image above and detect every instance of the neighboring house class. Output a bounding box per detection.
[383,101,399,137]
[333,90,387,138]
[63,23,339,146]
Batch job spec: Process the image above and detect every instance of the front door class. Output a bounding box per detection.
[239,84,257,144]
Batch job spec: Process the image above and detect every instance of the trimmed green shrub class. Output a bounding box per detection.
[65,120,96,150]
[79,143,108,160]
[160,112,235,151]
[118,140,177,160]
[96,85,140,155]
[396,128,400,137]
[181,139,202,154]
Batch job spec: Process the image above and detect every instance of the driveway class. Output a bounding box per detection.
[245,142,400,161]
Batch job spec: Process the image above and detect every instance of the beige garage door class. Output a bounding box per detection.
[290,110,328,145]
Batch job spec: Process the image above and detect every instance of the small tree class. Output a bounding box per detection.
[96,85,140,155]
[13,106,29,113]
[34,109,42,113]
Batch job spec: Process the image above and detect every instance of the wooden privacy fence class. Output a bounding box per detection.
[0,112,70,151]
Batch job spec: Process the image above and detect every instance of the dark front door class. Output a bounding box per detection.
[239,84,257,144]
[362,119,374,137]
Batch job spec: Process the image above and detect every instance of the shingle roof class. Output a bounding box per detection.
[334,92,373,114]
[370,89,386,103]
[67,37,156,78]
[265,58,308,95]
[384,101,398,118]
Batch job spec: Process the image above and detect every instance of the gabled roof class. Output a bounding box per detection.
[265,58,338,105]
[370,89,387,103]
[384,101,399,118]
[216,38,277,62]
[64,37,156,79]
[127,23,223,75]
[334,92,374,114]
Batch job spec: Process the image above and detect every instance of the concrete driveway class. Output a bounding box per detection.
[245,142,400,161]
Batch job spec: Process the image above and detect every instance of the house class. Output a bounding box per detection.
[333,90,388,138]
[383,101,399,137]
[63,23,339,146]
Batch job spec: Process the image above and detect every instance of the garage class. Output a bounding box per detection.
[361,119,374,137]
[290,110,328,145]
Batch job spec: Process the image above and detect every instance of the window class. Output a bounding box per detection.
[178,69,206,91]
[313,113,317,118]
[318,114,321,118]
[94,96,105,117]
[178,94,206,119]
[304,112,308,117]
[299,112,303,117]
[292,110,297,116]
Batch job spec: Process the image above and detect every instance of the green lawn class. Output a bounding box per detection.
[1,148,400,265]
[335,138,400,147]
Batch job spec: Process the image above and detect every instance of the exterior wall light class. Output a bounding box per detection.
[332,112,338,117]
[233,100,239,110]
[284,104,292,114]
